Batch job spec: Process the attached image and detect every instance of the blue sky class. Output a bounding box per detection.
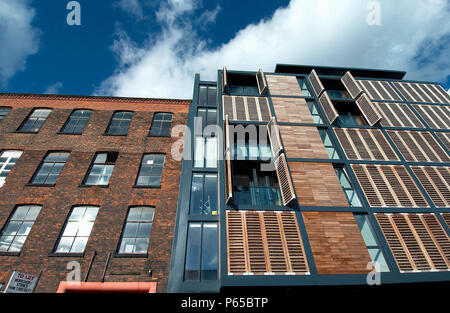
[0,0,449,98]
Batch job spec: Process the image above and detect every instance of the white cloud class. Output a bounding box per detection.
[96,0,450,99]
[44,82,63,94]
[0,0,40,85]
[114,0,144,20]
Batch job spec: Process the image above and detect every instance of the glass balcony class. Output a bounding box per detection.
[234,186,282,206]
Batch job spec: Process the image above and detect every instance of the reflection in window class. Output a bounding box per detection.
[184,222,218,281]
[198,85,217,106]
[0,205,41,252]
[234,142,271,161]
[354,214,390,272]
[106,111,132,135]
[318,128,340,159]
[228,85,259,95]
[335,167,362,207]
[194,137,217,168]
[31,152,69,185]
[118,207,154,254]
[149,113,173,137]
[306,100,324,124]
[0,150,23,187]
[297,78,312,97]
[84,152,117,186]
[55,206,99,253]
[60,110,92,134]
[136,154,165,187]
[18,109,51,133]
[196,108,217,135]
[0,107,11,123]
[190,173,217,215]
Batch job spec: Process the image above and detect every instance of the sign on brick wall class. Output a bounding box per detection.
[4,272,39,293]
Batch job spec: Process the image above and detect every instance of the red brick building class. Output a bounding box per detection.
[0,93,189,293]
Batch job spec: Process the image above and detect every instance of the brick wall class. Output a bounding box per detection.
[0,94,189,292]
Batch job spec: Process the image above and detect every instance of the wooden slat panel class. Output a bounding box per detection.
[267,117,283,157]
[307,70,325,97]
[379,166,413,207]
[334,128,359,160]
[399,103,424,128]
[318,92,338,124]
[442,213,450,229]
[435,132,450,151]
[387,131,415,161]
[359,129,385,160]
[263,212,288,273]
[279,125,329,159]
[257,97,271,121]
[234,96,246,121]
[408,214,448,270]
[423,167,450,207]
[371,130,399,161]
[222,66,228,93]
[421,132,450,162]
[366,165,397,206]
[352,164,383,207]
[274,154,296,206]
[266,75,302,96]
[341,71,363,98]
[245,211,267,273]
[375,213,415,272]
[372,81,391,100]
[421,105,447,129]
[393,82,414,102]
[302,211,372,274]
[411,167,446,207]
[356,93,382,126]
[271,97,314,124]
[222,96,234,120]
[224,116,233,205]
[391,214,431,270]
[346,129,371,159]
[226,211,247,274]
[256,68,268,95]
[280,212,309,273]
[376,102,401,127]
[290,162,349,207]
[381,81,402,101]
[421,214,450,267]
[393,166,429,207]
[246,97,259,121]
[359,80,378,99]
[430,84,450,104]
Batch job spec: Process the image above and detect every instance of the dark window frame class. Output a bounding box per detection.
[28,151,70,186]
[59,109,92,135]
[134,153,166,188]
[148,112,173,137]
[104,111,133,136]
[81,152,118,187]
[16,108,52,133]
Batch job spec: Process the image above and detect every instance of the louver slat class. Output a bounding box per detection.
[258,97,271,121]
[222,66,228,93]
[381,81,402,101]
[356,93,382,126]
[408,215,448,270]
[375,213,415,272]
[246,97,259,121]
[366,165,397,207]
[341,71,363,98]
[235,96,246,121]
[391,214,431,270]
[307,70,325,97]
[224,116,233,205]
[399,104,424,128]
[226,211,247,274]
[256,68,268,95]
[435,132,450,151]
[442,213,450,228]
[411,167,446,207]
[371,130,399,161]
[334,129,358,160]
[274,154,296,206]
[359,130,384,160]
[222,96,234,120]
[267,117,283,157]
[246,211,267,274]
[421,133,450,162]
[319,92,339,124]
[423,167,450,207]
[431,84,450,104]
[352,164,383,207]
[263,212,288,273]
[280,212,308,273]
[347,129,371,159]
[394,166,428,207]
[421,214,450,267]
[388,131,415,161]
[379,166,412,207]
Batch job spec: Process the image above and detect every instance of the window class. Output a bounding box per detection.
[30,152,69,185]
[0,107,11,123]
[149,113,173,137]
[306,100,324,124]
[135,154,165,187]
[0,205,41,252]
[184,222,218,281]
[105,111,132,135]
[60,110,92,134]
[198,85,217,106]
[297,78,312,97]
[55,206,99,253]
[18,109,51,133]
[190,173,218,215]
[196,108,217,135]
[0,150,22,187]
[194,137,217,168]
[335,167,362,207]
[354,214,390,272]
[318,128,340,159]
[83,152,117,186]
[118,206,154,254]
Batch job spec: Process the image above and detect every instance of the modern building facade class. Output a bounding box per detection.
[168,64,450,292]
[0,93,189,292]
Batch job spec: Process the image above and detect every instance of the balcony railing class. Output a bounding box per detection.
[234,186,282,206]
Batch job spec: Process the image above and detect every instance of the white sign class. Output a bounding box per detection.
[4,272,38,293]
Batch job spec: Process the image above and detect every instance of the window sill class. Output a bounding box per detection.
[103,133,128,137]
[0,251,21,257]
[147,135,171,138]
[133,185,161,189]
[79,184,110,188]
[13,130,38,134]
[113,253,148,259]
[25,183,56,187]
[57,132,83,135]
[48,252,85,258]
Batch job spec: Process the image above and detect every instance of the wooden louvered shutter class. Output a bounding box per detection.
[319,92,339,124]
[393,166,428,207]
[307,69,325,97]
[334,129,358,160]
[341,71,363,99]
[356,93,382,126]
[257,97,271,121]
[224,115,233,205]
[222,95,234,120]
[412,166,450,208]
[222,66,228,93]
[352,164,383,207]
[267,117,283,157]
[226,210,247,274]
[234,96,246,121]
[246,97,259,121]
[442,213,450,228]
[274,153,296,206]
[256,68,268,95]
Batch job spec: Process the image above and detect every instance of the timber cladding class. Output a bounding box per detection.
[279,125,329,159]
[265,75,303,96]
[271,97,314,124]
[289,162,349,207]
[375,213,450,272]
[302,211,372,275]
[0,95,189,293]
[226,210,309,275]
